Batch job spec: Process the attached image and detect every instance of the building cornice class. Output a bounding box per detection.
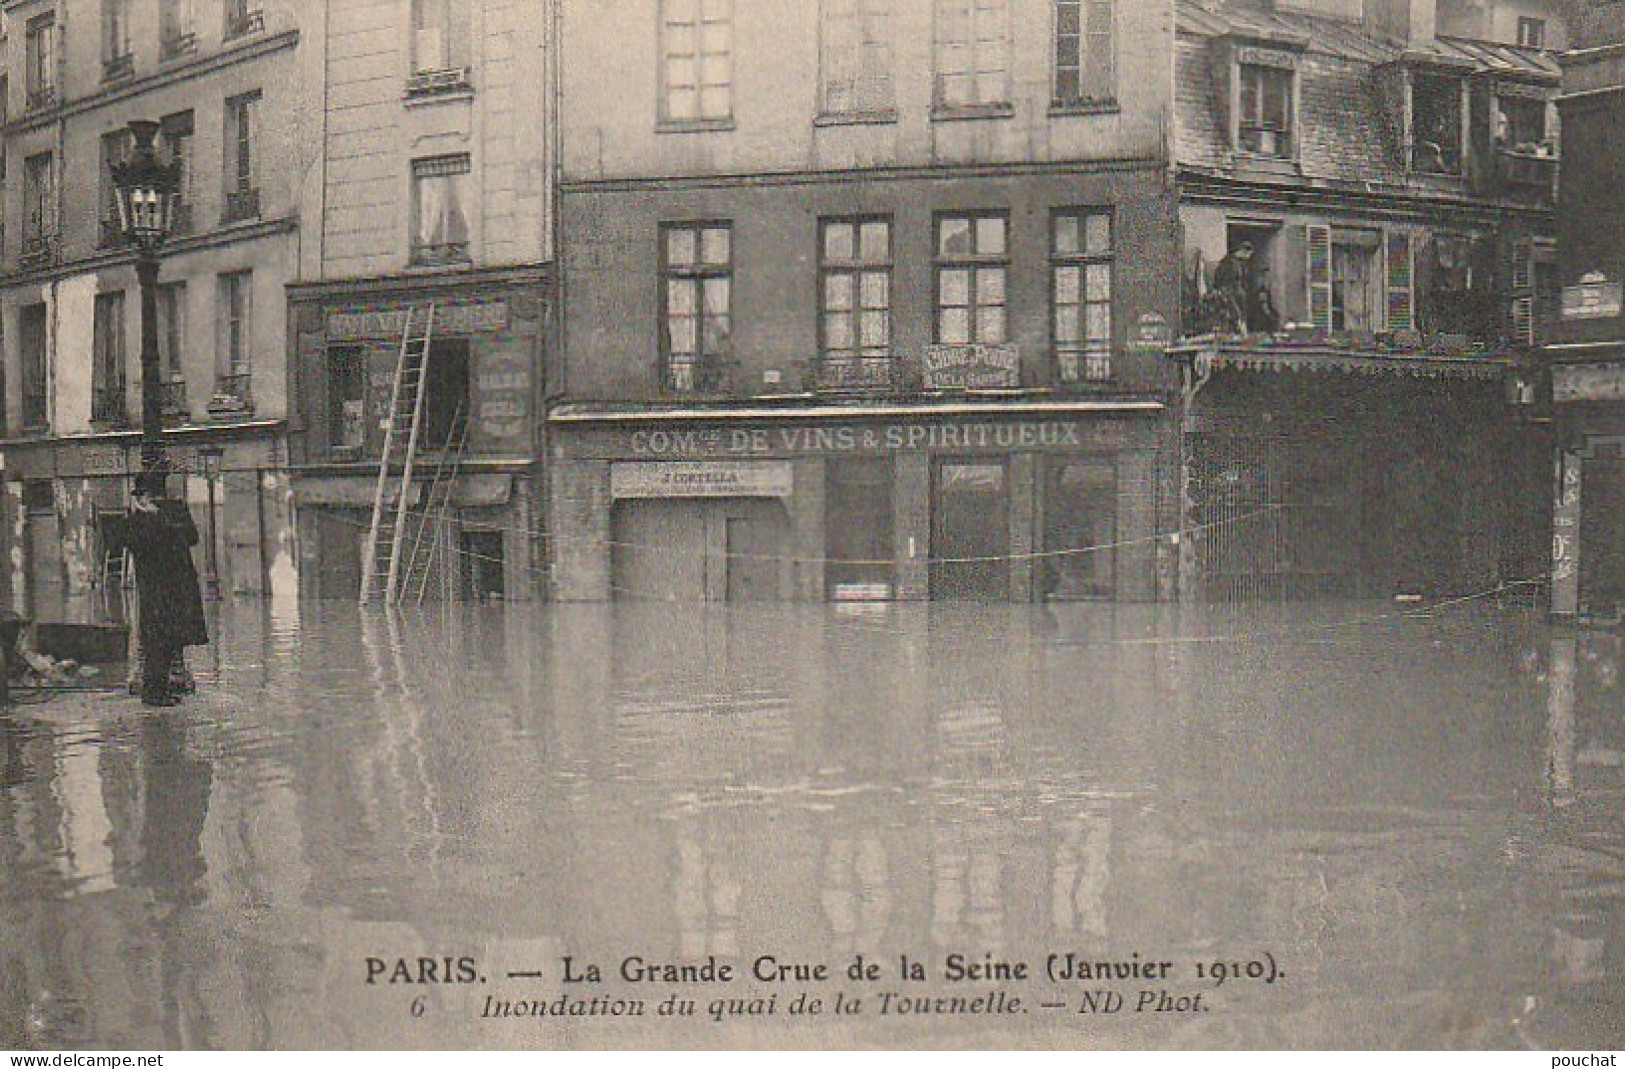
[286,262,555,301]
[0,418,286,453]
[560,156,1168,195]
[2,28,300,136]
[0,216,297,289]
[1175,167,1555,227]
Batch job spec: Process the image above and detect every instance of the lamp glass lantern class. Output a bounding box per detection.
[110,120,182,251]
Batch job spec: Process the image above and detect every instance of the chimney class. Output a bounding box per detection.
[1366,0,1437,46]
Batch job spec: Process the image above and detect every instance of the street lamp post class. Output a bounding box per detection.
[110,119,182,477]
[110,120,182,696]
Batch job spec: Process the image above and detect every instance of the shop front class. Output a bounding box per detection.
[549,402,1170,603]
[286,269,549,601]
[2,423,292,623]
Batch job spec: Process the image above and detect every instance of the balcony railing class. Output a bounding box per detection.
[209,373,254,418]
[21,394,48,433]
[99,218,128,249]
[25,84,55,112]
[225,9,265,39]
[810,356,895,394]
[223,188,260,223]
[665,358,733,395]
[20,233,58,269]
[102,53,134,82]
[92,386,128,426]
[160,32,197,61]
[160,380,189,424]
[410,241,471,267]
[1495,146,1559,202]
[406,66,473,98]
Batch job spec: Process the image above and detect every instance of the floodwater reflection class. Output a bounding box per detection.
[0,600,1620,1049]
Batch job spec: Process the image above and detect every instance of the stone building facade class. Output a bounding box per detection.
[284,0,555,601]
[552,0,1185,603]
[0,0,317,619]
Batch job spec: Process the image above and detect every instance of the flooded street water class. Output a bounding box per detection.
[0,599,1620,1049]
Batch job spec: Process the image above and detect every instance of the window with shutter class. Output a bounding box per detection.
[1510,240,1536,347]
[1385,231,1414,333]
[1306,224,1332,332]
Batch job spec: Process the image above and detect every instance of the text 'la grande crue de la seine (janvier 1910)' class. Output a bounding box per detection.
[362,950,1288,1026]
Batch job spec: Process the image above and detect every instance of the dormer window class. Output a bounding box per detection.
[1239,63,1293,157]
[1222,40,1303,162]
[1410,72,1464,175]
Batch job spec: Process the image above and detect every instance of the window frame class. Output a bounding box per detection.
[23,150,55,248]
[1237,61,1295,158]
[160,0,198,59]
[933,211,1010,346]
[102,0,133,78]
[1052,0,1116,111]
[410,0,473,88]
[222,90,262,222]
[818,216,894,386]
[1050,208,1114,384]
[1409,70,1465,176]
[659,220,734,393]
[933,0,1013,115]
[1516,16,1546,49]
[20,302,49,431]
[92,291,128,425]
[158,281,187,381]
[410,153,473,267]
[161,111,196,233]
[98,128,134,247]
[660,0,734,129]
[217,271,253,388]
[24,14,54,111]
[820,0,895,121]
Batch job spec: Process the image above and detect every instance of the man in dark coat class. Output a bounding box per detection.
[121,467,209,707]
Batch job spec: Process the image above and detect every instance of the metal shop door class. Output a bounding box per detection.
[1187,435,1355,601]
[931,460,1010,600]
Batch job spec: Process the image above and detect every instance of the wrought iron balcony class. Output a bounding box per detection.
[810,356,896,394]
[99,218,129,249]
[406,67,473,98]
[160,32,197,61]
[209,373,254,418]
[160,380,189,424]
[665,358,733,395]
[1053,348,1171,394]
[92,386,129,426]
[410,241,471,267]
[25,84,55,113]
[20,233,58,269]
[223,188,260,224]
[102,53,134,82]
[224,8,264,39]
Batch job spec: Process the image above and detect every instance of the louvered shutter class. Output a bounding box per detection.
[1385,230,1414,332]
[1511,240,1535,347]
[1306,224,1333,332]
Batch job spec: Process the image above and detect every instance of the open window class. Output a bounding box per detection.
[1306,225,1414,337]
[1411,72,1464,175]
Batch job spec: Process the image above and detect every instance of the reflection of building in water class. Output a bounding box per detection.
[1051,808,1113,939]
[821,835,892,957]
[1547,633,1577,807]
[673,822,741,959]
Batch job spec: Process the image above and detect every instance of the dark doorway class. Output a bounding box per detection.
[422,338,470,449]
[826,458,894,599]
[931,460,1009,600]
[1042,458,1115,600]
[327,345,366,456]
[461,529,505,601]
[1582,454,1625,617]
